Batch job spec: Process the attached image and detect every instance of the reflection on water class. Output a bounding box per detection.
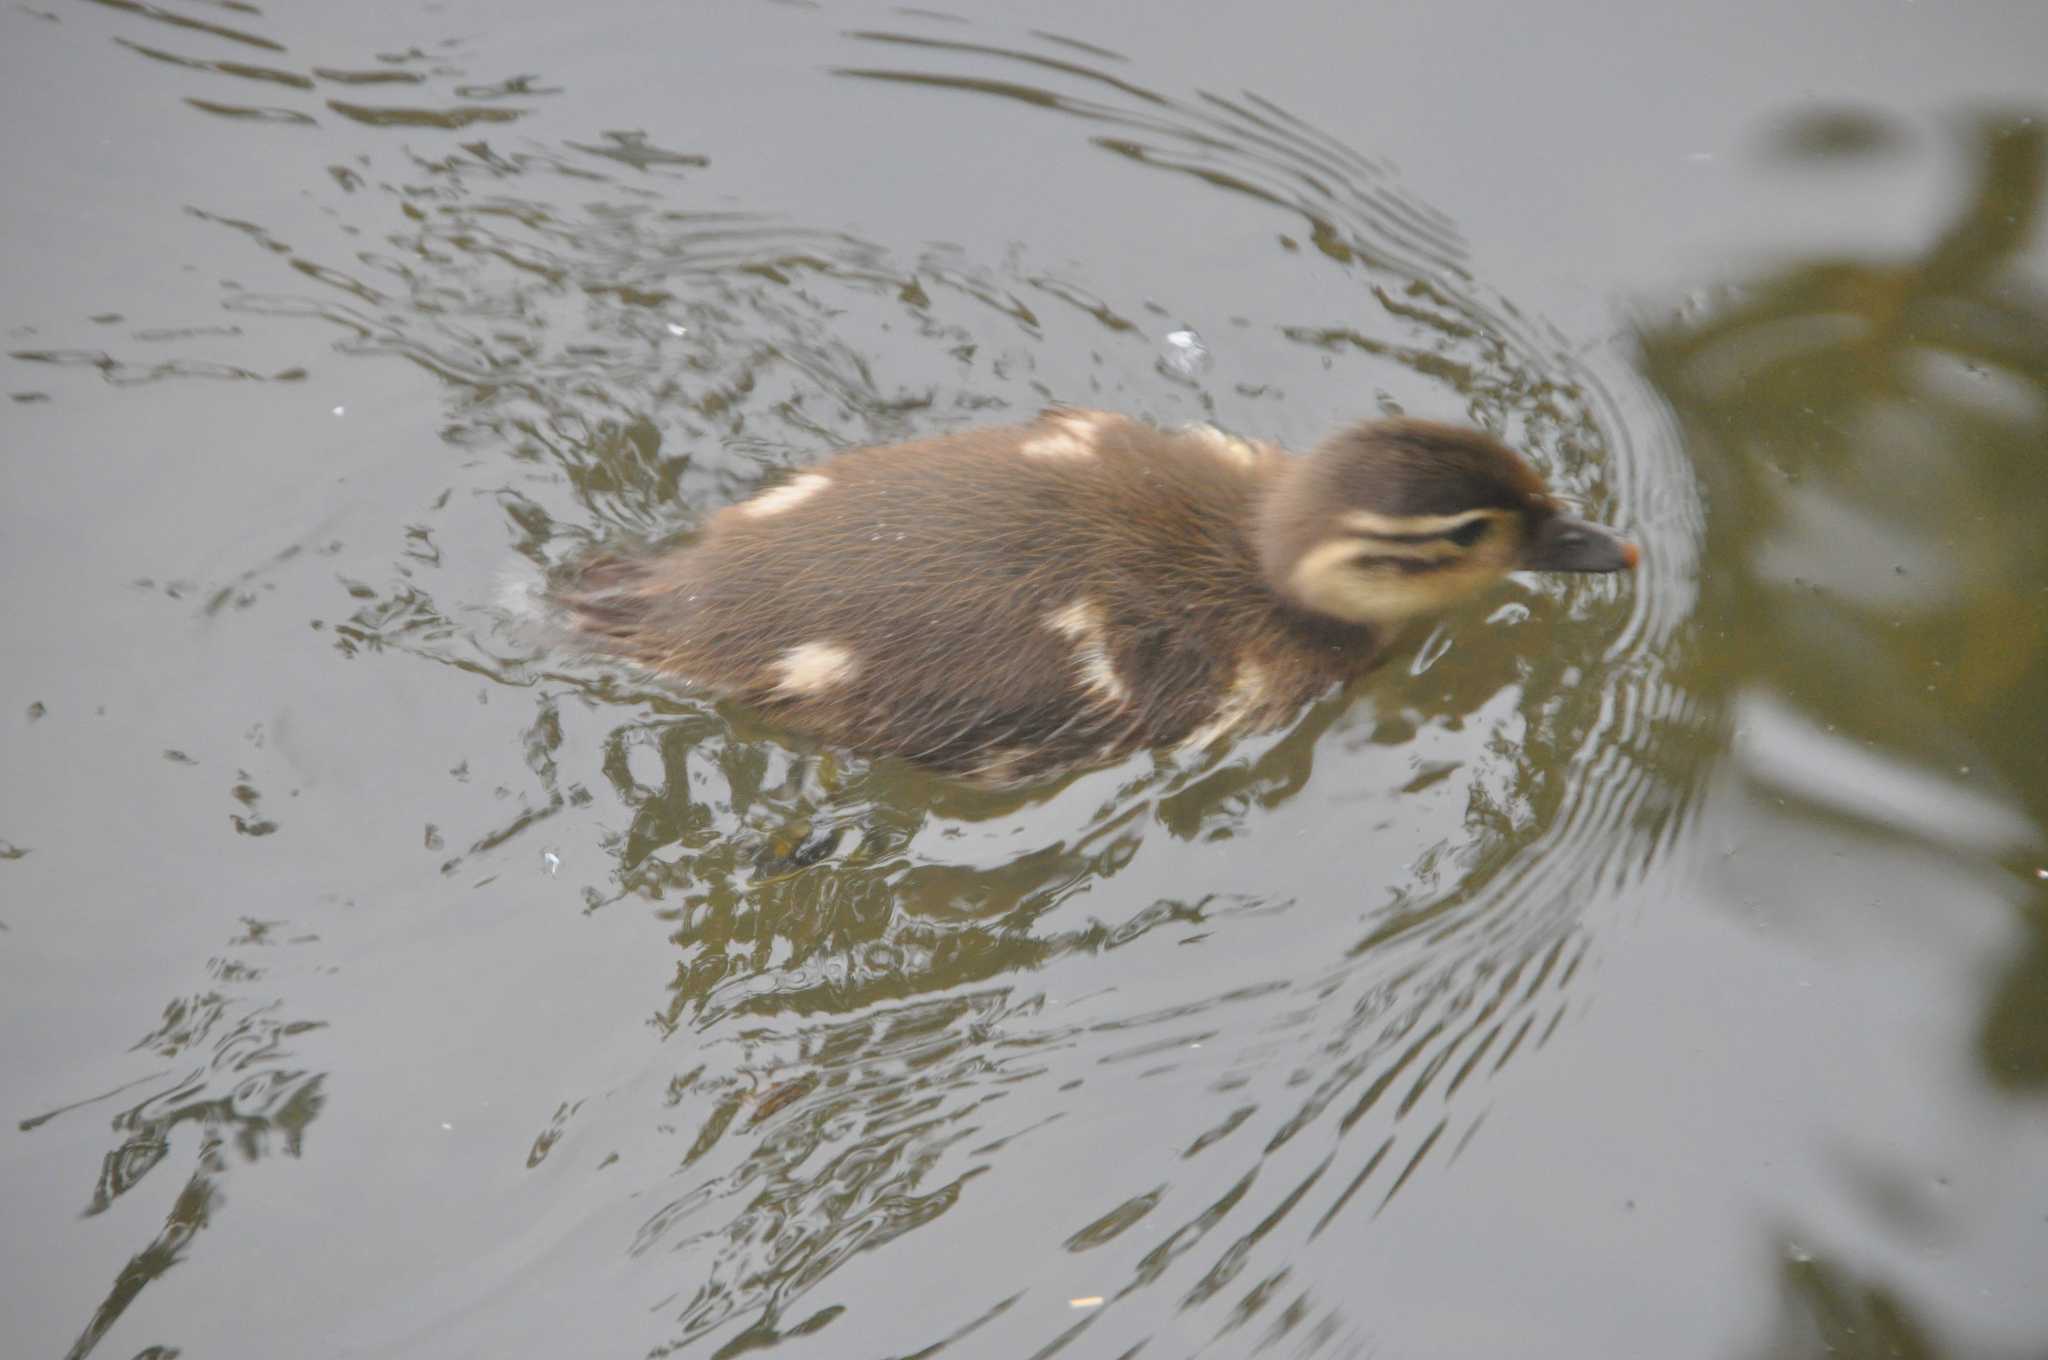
[490,32,1694,1353]
[1744,1240,1941,1360]
[19,919,326,1360]
[7,5,1716,1358]
[1637,112,2048,1355]
[1639,112,2048,1090]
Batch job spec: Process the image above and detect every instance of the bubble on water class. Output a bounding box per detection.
[493,562,573,660]
[1161,328,1211,379]
[493,558,547,622]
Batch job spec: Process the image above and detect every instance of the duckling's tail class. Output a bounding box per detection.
[536,550,666,654]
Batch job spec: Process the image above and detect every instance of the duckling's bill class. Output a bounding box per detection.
[1518,514,1639,573]
[551,411,1642,789]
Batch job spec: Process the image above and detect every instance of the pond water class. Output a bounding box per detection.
[5,2,2048,1357]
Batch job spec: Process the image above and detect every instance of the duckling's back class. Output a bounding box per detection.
[556,408,1382,785]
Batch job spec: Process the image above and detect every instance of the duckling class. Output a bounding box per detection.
[555,409,1637,788]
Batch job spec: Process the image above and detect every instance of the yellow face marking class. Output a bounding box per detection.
[1045,599,1129,706]
[1288,524,1522,629]
[1357,537,1464,564]
[772,641,858,696]
[1337,507,1506,539]
[740,473,831,518]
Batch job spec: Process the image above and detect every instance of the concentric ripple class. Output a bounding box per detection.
[13,7,1711,1357]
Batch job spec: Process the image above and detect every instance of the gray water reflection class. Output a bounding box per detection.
[438,34,1696,1359]
[1637,113,2048,1358]
[18,918,327,1360]
[43,1,2048,1356]
[2,6,1712,1355]
[1639,113,2048,1093]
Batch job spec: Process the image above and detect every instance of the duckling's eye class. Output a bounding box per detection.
[1448,518,1491,548]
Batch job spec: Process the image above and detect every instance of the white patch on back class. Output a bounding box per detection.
[1044,598,1130,706]
[971,747,1034,788]
[773,641,858,696]
[1020,411,1101,461]
[1185,423,1260,470]
[1177,659,1275,755]
[741,473,831,518]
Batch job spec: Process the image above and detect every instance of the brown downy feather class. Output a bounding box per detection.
[552,410,1599,787]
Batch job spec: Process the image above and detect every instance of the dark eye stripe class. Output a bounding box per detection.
[1448,519,1490,547]
[1354,515,1498,546]
[1355,528,1453,545]
[1355,554,1453,576]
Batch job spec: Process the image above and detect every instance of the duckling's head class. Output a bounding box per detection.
[1257,419,1637,630]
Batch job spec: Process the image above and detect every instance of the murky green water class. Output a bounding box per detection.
[5,3,2047,1357]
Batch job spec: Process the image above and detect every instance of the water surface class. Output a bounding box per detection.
[4,3,2047,1357]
